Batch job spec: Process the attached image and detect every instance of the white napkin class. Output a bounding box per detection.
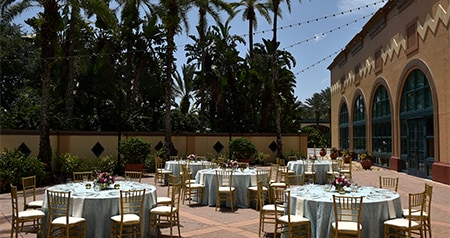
[72,197,84,217]
[250,174,257,186]
[200,173,205,185]
[295,197,305,216]
[388,200,396,218]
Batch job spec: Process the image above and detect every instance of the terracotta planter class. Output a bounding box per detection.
[360,158,372,170]
[124,163,145,172]
[344,154,352,163]
[330,153,338,159]
[319,150,326,157]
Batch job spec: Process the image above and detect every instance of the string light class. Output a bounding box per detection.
[3,0,385,66]
[243,0,386,37]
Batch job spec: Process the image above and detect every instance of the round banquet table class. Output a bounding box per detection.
[287,159,332,184]
[286,185,403,238]
[165,160,210,178]
[42,181,157,238]
[195,168,258,208]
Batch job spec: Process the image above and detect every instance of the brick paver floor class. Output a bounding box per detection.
[1,163,449,237]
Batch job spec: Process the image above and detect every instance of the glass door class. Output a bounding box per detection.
[406,119,427,178]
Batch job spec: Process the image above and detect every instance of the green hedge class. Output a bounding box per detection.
[0,149,47,193]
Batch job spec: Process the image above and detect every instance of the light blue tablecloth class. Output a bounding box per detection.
[195,168,258,208]
[287,160,331,184]
[165,160,210,178]
[42,181,157,238]
[287,185,402,238]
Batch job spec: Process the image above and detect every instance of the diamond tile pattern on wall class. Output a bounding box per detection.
[18,143,31,157]
[213,141,224,153]
[269,141,277,152]
[91,142,105,158]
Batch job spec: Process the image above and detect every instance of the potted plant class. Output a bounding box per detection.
[319,148,327,157]
[228,138,257,163]
[330,147,339,159]
[255,152,270,165]
[359,151,373,170]
[119,137,151,173]
[341,149,352,163]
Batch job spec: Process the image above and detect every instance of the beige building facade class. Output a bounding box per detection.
[328,0,450,184]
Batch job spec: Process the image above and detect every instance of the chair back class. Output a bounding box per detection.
[167,175,181,195]
[379,176,399,192]
[170,182,182,211]
[286,174,305,187]
[424,183,433,216]
[215,170,233,189]
[406,192,426,227]
[272,187,288,218]
[256,170,270,188]
[329,161,340,173]
[155,157,165,169]
[73,171,92,183]
[332,195,364,235]
[22,175,38,209]
[269,164,280,182]
[119,189,145,217]
[10,184,20,218]
[169,156,179,161]
[303,159,315,173]
[124,171,143,182]
[47,190,71,224]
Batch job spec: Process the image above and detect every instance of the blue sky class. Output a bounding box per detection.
[11,0,385,103]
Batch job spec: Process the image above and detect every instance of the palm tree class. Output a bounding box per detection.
[61,0,114,129]
[230,0,271,57]
[269,0,301,159]
[190,0,232,132]
[152,0,191,156]
[2,0,63,166]
[173,64,196,114]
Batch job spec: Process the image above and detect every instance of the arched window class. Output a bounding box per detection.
[372,86,391,166]
[339,102,349,149]
[353,95,366,152]
[400,69,434,178]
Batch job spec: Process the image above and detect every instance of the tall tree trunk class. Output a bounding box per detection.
[272,1,283,159]
[38,0,59,167]
[64,5,79,128]
[164,31,176,155]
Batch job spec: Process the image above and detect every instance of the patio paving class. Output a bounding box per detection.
[1,162,449,237]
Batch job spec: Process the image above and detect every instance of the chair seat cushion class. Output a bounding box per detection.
[218,187,235,192]
[271,182,286,187]
[157,196,171,204]
[27,200,43,208]
[19,209,45,219]
[111,214,140,223]
[150,206,177,215]
[52,216,86,225]
[278,215,309,223]
[384,218,420,228]
[188,183,205,189]
[158,169,172,174]
[304,172,316,175]
[331,221,362,231]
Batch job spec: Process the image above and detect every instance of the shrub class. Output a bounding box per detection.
[52,153,83,179]
[118,137,151,164]
[95,155,117,174]
[0,148,47,193]
[228,138,257,161]
[144,154,156,173]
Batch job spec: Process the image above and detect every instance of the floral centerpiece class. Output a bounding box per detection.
[226,160,239,169]
[187,153,196,161]
[94,172,115,190]
[330,172,351,194]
